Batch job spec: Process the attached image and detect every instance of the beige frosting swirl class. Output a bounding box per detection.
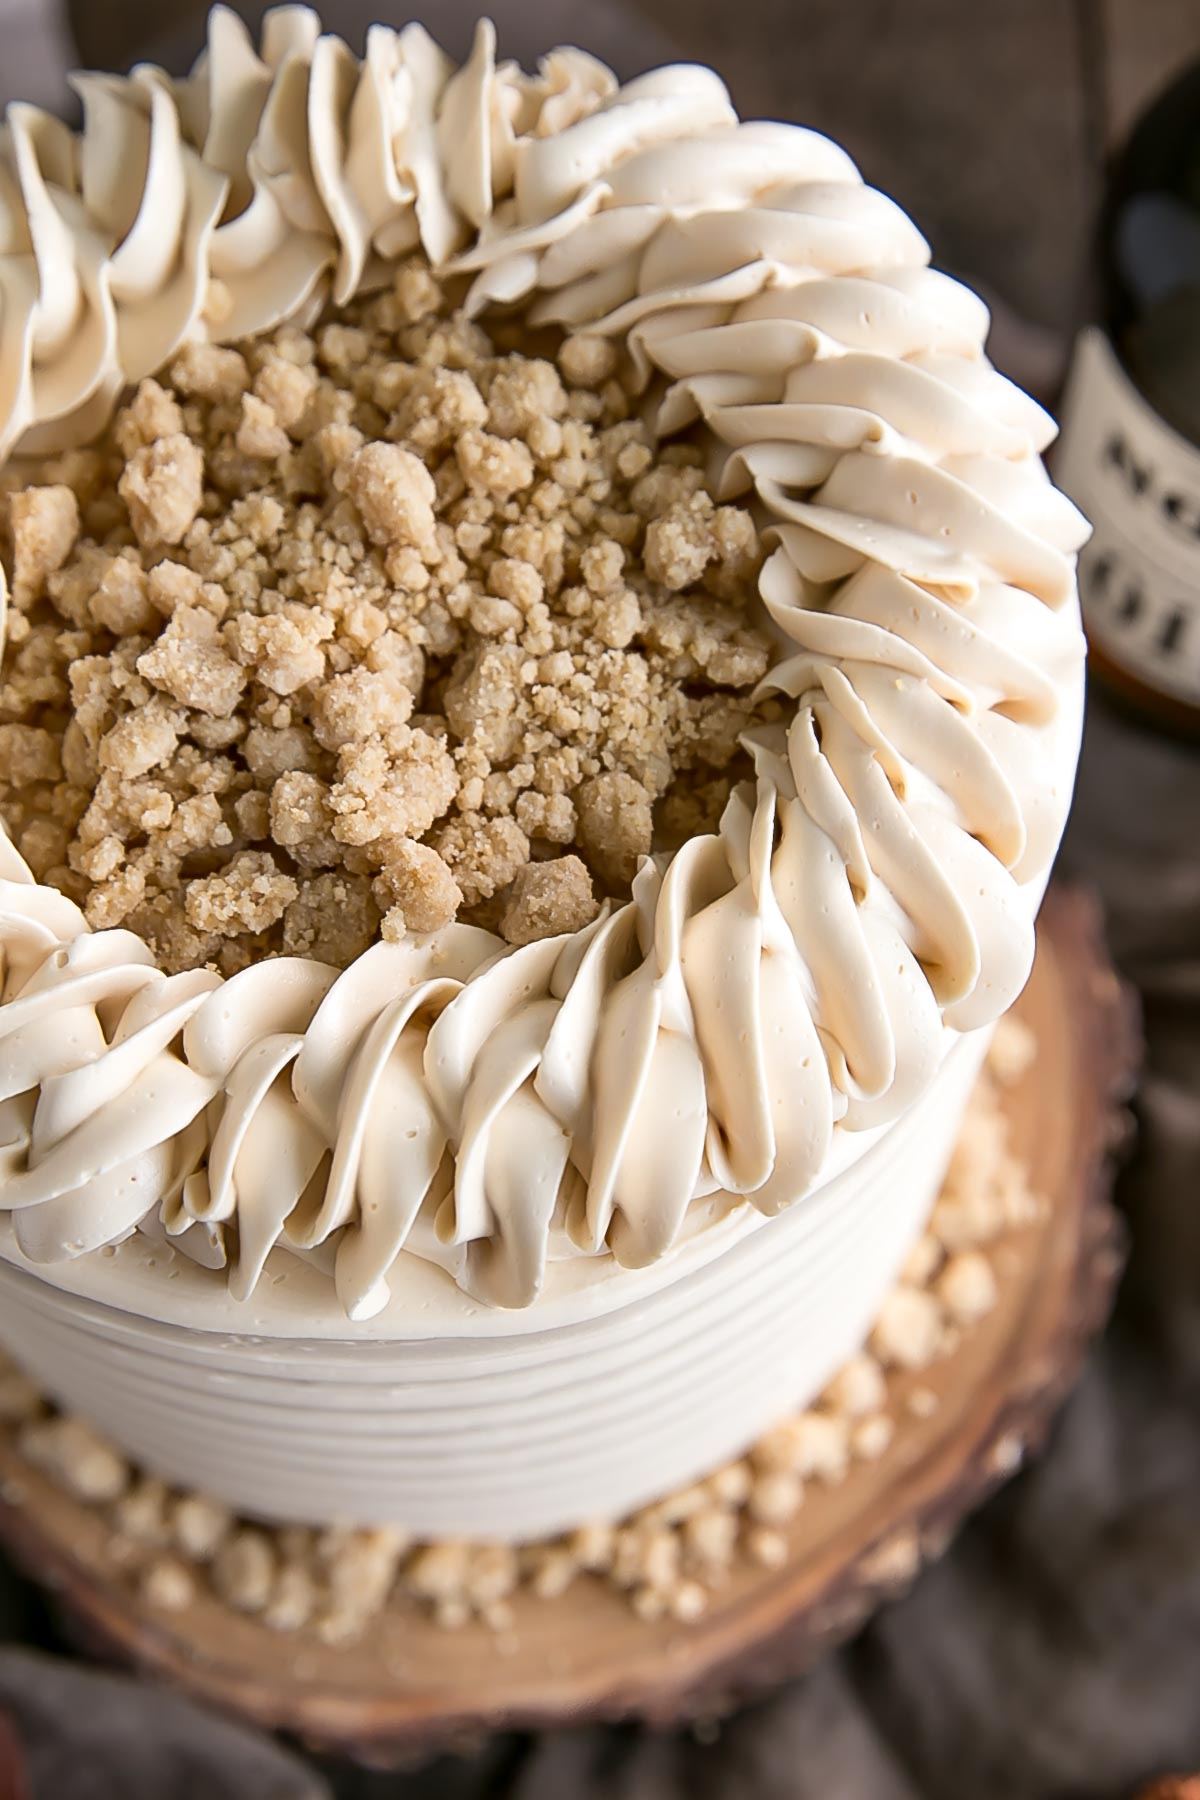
[0,7,1086,1316]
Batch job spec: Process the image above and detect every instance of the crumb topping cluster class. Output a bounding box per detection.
[0,260,770,974]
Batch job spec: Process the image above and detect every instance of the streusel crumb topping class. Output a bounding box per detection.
[0,259,772,974]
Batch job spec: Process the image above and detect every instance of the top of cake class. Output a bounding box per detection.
[0,274,773,972]
[0,6,1087,1320]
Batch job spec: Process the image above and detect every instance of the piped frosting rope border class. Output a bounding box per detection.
[0,7,1088,1316]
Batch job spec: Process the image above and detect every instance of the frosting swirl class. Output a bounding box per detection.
[0,7,1086,1316]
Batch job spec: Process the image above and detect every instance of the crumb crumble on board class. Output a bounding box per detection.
[0,259,774,974]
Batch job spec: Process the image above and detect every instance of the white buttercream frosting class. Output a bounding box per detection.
[0,7,1086,1320]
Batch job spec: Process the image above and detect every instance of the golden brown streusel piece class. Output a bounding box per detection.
[514,788,576,844]
[185,851,298,938]
[500,855,599,946]
[138,607,248,717]
[252,356,317,433]
[330,727,458,846]
[311,667,414,751]
[576,771,654,887]
[85,864,148,932]
[115,378,184,454]
[8,485,80,609]
[169,341,250,405]
[341,442,438,552]
[0,256,772,976]
[119,434,204,549]
[88,553,157,635]
[236,394,290,462]
[96,698,183,779]
[432,812,530,907]
[375,838,463,938]
[268,771,341,871]
[558,334,618,390]
[224,611,327,697]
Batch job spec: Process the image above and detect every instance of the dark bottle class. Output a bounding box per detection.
[1056,59,1200,733]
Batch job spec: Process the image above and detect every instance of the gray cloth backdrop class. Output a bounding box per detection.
[2,2,1200,1793]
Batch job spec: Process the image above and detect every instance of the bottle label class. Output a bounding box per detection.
[1056,325,1200,708]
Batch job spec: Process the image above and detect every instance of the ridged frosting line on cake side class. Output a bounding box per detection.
[0,9,1086,1316]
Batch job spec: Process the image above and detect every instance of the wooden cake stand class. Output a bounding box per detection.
[0,883,1139,1761]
